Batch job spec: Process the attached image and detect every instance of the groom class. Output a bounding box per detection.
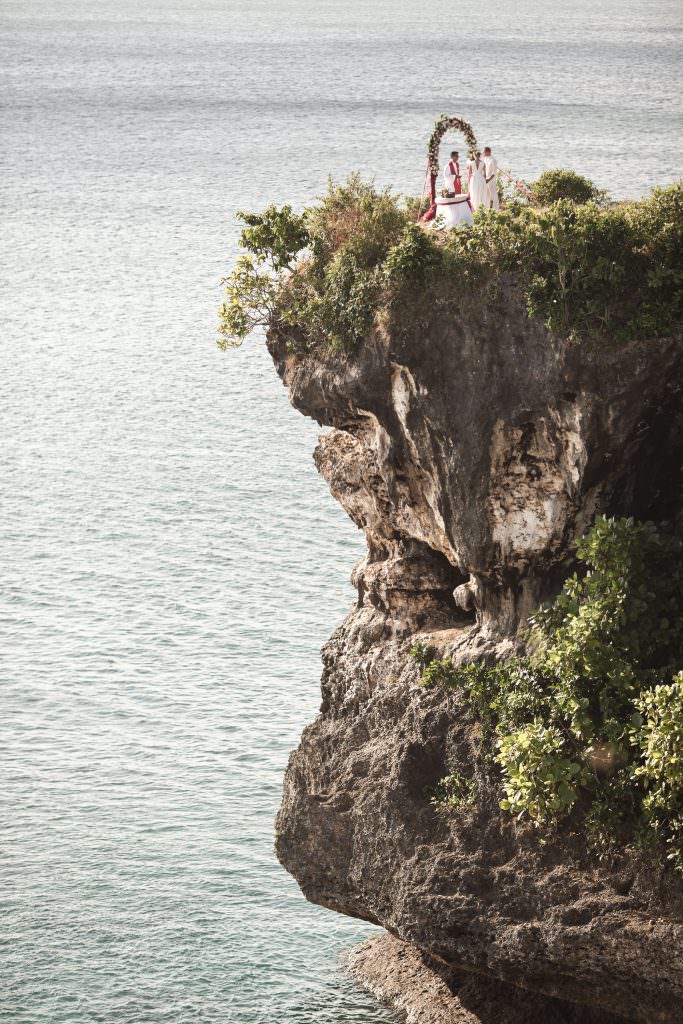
[443,150,463,195]
[483,146,499,209]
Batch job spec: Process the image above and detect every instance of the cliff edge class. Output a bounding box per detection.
[269,288,683,1022]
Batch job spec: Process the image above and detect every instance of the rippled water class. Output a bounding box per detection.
[2,1,681,1021]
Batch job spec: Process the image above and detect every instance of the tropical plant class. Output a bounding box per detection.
[415,517,683,870]
[498,723,588,823]
[384,223,443,285]
[218,205,310,349]
[633,676,683,870]
[237,204,310,271]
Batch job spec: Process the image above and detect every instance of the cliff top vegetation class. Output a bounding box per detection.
[219,173,683,354]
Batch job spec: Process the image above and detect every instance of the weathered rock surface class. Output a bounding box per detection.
[346,933,624,1023]
[268,291,683,1022]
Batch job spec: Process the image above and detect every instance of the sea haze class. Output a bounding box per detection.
[1,1,681,1021]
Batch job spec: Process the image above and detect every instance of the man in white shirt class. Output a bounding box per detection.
[483,146,500,210]
[443,150,463,195]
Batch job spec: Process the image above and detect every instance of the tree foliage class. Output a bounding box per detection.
[217,205,310,349]
[218,176,683,352]
[532,168,605,206]
[237,204,310,271]
[415,517,683,871]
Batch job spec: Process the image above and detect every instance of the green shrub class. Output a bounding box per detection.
[633,676,683,870]
[404,194,431,220]
[498,723,588,822]
[219,176,683,352]
[218,255,276,350]
[523,201,642,338]
[584,769,638,859]
[307,173,407,267]
[218,206,310,349]
[219,176,415,351]
[635,677,683,790]
[314,249,384,353]
[626,183,683,336]
[237,204,310,271]
[409,640,434,669]
[428,770,477,811]
[452,187,682,341]
[420,656,460,689]
[415,517,683,869]
[532,168,605,206]
[384,224,442,285]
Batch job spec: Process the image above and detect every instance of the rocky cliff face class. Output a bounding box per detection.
[268,289,683,1023]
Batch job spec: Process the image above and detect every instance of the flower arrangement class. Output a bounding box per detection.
[427,114,478,178]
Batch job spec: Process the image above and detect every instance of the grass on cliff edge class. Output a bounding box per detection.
[412,516,683,874]
[218,173,683,353]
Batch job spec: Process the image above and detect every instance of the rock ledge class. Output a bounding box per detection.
[345,934,625,1024]
[270,293,683,1022]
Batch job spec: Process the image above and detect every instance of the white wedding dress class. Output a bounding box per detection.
[467,158,486,211]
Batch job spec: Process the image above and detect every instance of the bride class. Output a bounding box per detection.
[467,151,487,211]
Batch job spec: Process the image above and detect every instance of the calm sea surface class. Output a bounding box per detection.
[1,1,681,1021]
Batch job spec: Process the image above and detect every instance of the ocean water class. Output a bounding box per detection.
[1,1,681,1021]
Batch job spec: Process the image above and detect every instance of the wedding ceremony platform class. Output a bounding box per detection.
[418,114,532,226]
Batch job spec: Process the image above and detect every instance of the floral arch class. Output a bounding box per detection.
[426,114,478,205]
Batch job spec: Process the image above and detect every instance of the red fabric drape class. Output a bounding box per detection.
[418,172,438,221]
[449,161,462,195]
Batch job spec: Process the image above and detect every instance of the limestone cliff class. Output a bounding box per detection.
[269,287,683,1023]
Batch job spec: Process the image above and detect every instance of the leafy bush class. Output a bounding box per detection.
[415,517,683,869]
[218,205,310,349]
[308,173,407,269]
[635,677,683,790]
[583,769,638,859]
[409,640,434,669]
[219,177,415,352]
[219,176,683,352]
[532,168,605,206]
[428,770,477,811]
[523,201,641,338]
[498,723,588,822]
[237,205,310,271]
[420,656,460,689]
[384,224,442,285]
[440,192,683,341]
[314,249,385,352]
[633,676,683,870]
[217,255,278,349]
[626,183,683,337]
